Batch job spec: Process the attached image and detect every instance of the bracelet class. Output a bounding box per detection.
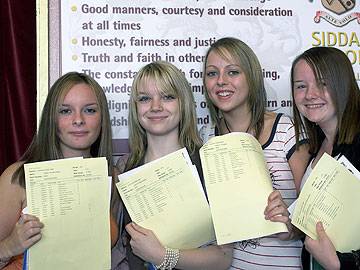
[155,256,167,270]
[167,248,179,269]
[155,247,180,270]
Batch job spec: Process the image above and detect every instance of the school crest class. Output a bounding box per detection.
[321,0,355,15]
[314,0,359,26]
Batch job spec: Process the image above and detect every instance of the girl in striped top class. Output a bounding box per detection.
[201,37,310,269]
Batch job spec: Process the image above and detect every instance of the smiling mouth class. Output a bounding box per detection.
[216,90,233,97]
[305,104,324,109]
[70,131,88,136]
[147,116,168,120]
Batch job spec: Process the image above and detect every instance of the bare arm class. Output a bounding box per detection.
[0,163,43,268]
[126,223,233,270]
[288,143,311,194]
[110,213,119,248]
[174,244,232,270]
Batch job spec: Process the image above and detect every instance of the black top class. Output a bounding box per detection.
[302,133,360,270]
[333,134,360,270]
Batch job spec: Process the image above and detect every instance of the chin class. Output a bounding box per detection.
[71,143,92,150]
[218,106,236,113]
[304,113,322,122]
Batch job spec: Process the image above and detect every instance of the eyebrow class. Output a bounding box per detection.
[137,90,165,96]
[59,102,98,107]
[206,64,241,69]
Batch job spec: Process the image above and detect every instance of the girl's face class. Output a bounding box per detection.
[56,83,101,158]
[136,78,180,138]
[293,59,337,131]
[204,50,250,115]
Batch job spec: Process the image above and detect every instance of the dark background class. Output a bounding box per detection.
[0,0,36,173]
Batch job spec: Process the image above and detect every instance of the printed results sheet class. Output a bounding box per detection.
[25,157,110,270]
[116,148,215,249]
[291,153,360,252]
[200,132,287,245]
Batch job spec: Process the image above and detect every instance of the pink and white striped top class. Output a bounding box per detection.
[200,113,305,270]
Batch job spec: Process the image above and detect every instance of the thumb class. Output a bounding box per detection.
[125,223,142,238]
[131,222,149,235]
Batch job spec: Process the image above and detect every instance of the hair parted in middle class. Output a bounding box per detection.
[13,72,113,187]
[125,61,202,170]
[203,37,267,139]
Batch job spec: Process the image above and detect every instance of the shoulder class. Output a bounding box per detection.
[347,134,360,157]
[335,132,360,170]
[0,162,26,200]
[262,113,301,154]
[335,132,360,153]
[267,113,297,136]
[0,162,26,239]
[264,111,278,123]
[352,133,360,149]
[262,112,280,135]
[261,112,288,145]
[269,113,294,129]
[0,162,24,185]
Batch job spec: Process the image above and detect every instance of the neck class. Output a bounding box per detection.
[62,149,91,159]
[145,133,181,163]
[221,108,252,134]
[319,120,338,147]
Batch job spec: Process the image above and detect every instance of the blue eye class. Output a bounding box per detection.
[84,107,97,114]
[137,95,151,103]
[294,84,306,90]
[206,71,217,77]
[58,108,71,115]
[161,95,176,101]
[228,70,240,76]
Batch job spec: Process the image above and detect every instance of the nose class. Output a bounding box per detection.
[150,97,163,111]
[305,84,320,100]
[217,72,228,86]
[72,111,85,126]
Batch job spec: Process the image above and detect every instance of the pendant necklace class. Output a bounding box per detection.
[223,118,250,134]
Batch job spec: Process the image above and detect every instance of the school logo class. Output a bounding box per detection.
[314,0,360,26]
[322,0,355,15]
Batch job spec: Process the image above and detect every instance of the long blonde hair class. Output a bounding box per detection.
[125,61,202,170]
[203,37,266,139]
